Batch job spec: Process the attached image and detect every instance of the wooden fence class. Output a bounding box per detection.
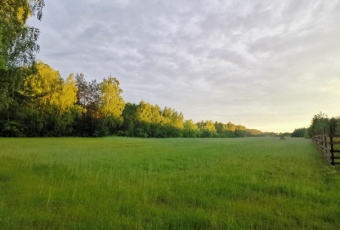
[313,128,340,166]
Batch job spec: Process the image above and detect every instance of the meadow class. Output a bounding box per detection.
[0,137,339,229]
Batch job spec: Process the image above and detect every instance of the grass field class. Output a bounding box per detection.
[0,137,339,229]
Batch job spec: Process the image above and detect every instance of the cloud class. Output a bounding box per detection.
[29,0,340,132]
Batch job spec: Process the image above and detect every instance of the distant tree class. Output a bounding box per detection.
[183,120,199,137]
[291,128,307,137]
[214,122,228,137]
[235,125,247,137]
[19,61,62,135]
[134,101,152,137]
[53,74,83,135]
[247,129,264,137]
[279,132,291,139]
[308,112,329,136]
[75,73,90,108]
[204,121,216,132]
[330,117,340,135]
[226,122,236,137]
[197,120,216,137]
[120,103,138,136]
[305,112,340,138]
[74,73,100,136]
[17,62,81,136]
[97,76,125,135]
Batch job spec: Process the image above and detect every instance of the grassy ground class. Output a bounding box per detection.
[0,137,339,229]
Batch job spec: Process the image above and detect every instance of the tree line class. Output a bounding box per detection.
[289,113,340,138]
[0,61,261,137]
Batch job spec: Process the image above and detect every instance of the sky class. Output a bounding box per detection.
[28,0,340,133]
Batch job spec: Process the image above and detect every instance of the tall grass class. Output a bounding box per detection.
[0,137,339,229]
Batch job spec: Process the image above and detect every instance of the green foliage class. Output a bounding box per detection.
[0,121,25,137]
[0,0,44,110]
[306,112,340,137]
[1,138,339,229]
[195,121,249,138]
[235,125,247,137]
[183,120,199,137]
[98,76,125,120]
[291,128,307,137]
[0,33,6,70]
[16,62,82,136]
[120,101,185,138]
[120,103,138,137]
[0,0,39,68]
[197,121,216,137]
[74,73,100,136]
[97,76,125,134]
[309,112,330,135]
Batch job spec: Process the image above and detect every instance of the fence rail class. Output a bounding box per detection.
[313,128,340,166]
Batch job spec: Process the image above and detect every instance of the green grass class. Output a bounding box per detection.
[0,137,339,229]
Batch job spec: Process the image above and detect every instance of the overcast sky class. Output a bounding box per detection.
[28,0,340,132]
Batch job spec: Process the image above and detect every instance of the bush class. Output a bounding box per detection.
[0,121,25,137]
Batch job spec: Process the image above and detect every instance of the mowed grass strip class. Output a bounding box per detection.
[0,137,339,229]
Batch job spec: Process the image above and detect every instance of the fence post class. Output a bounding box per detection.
[330,125,335,166]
